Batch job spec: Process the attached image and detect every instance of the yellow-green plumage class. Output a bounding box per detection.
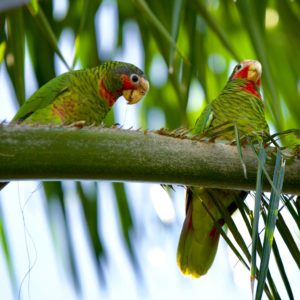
[177,60,269,277]
[0,61,149,192]
[177,188,247,276]
[195,77,269,139]
[12,61,149,125]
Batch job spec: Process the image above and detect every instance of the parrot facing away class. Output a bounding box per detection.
[0,61,149,191]
[177,60,270,278]
[12,61,149,125]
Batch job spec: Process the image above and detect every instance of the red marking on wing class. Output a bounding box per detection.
[52,104,65,121]
[208,226,219,241]
[187,207,193,230]
[182,203,193,235]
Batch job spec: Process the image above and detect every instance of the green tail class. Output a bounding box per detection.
[177,187,247,277]
[177,60,269,277]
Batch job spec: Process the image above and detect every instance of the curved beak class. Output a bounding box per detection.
[123,77,150,104]
[247,60,262,83]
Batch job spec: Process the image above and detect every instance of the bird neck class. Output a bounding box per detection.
[226,78,261,99]
[98,79,119,107]
[97,69,123,107]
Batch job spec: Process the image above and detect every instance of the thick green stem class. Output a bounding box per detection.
[0,126,299,193]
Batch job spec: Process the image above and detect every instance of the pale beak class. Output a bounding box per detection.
[247,60,262,83]
[123,77,150,104]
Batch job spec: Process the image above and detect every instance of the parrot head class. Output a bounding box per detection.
[99,61,149,106]
[229,60,262,98]
[120,69,150,105]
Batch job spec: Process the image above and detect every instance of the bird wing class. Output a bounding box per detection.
[12,72,71,122]
[193,104,214,135]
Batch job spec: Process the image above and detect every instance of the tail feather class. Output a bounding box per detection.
[177,187,246,277]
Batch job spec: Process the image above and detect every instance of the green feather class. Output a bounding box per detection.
[194,78,269,139]
[12,61,147,126]
[177,188,247,277]
[12,72,71,122]
[194,104,213,135]
[177,65,270,278]
[1,61,148,191]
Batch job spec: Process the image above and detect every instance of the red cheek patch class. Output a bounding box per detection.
[120,74,135,90]
[232,65,249,80]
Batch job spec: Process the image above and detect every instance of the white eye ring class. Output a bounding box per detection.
[130,73,140,83]
[235,64,242,71]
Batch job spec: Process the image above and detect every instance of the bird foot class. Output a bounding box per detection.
[112,123,121,128]
[67,120,86,128]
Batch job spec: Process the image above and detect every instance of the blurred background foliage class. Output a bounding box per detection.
[0,0,300,299]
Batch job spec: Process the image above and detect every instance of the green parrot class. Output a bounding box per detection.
[177,60,270,277]
[12,61,149,125]
[0,61,149,191]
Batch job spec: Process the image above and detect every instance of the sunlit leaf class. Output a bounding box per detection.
[0,16,6,64]
[112,182,142,276]
[0,203,18,297]
[250,145,266,293]
[76,181,107,284]
[43,182,82,294]
[256,150,285,300]
[271,237,294,299]
[5,8,25,105]
[132,0,187,62]
[26,3,70,70]
[169,0,185,68]
[192,0,240,61]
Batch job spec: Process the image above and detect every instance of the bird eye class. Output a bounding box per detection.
[130,74,140,83]
[235,64,242,71]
